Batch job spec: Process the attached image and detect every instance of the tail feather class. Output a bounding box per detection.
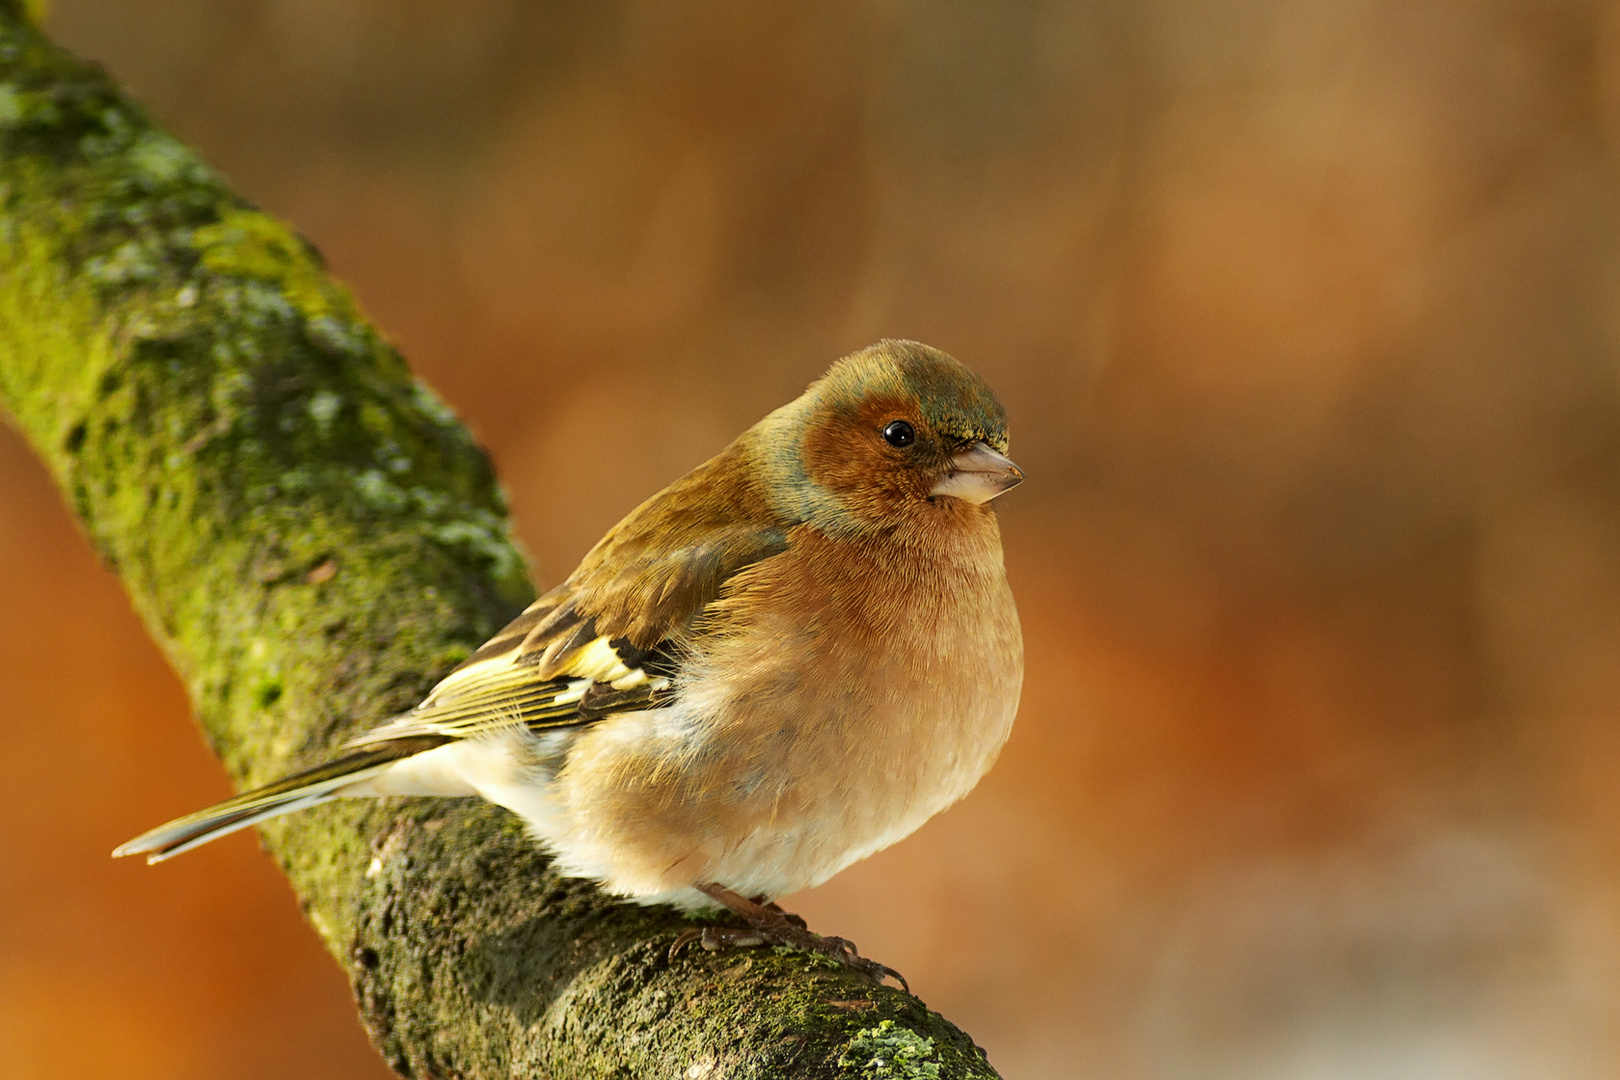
[113,737,447,864]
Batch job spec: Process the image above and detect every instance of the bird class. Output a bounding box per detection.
[115,339,1024,986]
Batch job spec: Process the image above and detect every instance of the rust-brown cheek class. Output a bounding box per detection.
[799,396,938,522]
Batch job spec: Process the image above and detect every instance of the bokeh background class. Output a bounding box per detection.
[6,0,1620,1076]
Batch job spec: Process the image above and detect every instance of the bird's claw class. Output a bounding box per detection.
[760,901,809,931]
[819,940,908,993]
[670,925,765,960]
[670,895,909,992]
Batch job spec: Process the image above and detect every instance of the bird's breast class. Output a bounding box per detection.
[689,519,1021,885]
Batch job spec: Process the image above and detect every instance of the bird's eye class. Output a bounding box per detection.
[882,420,916,447]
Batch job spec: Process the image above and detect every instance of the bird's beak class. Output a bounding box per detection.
[930,442,1024,505]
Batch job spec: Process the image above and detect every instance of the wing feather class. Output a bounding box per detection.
[344,632,677,748]
[351,443,791,750]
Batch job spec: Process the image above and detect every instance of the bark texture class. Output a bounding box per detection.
[0,6,1000,1077]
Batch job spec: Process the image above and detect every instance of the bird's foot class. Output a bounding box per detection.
[669,882,909,992]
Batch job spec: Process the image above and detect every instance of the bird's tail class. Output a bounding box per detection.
[112,737,444,864]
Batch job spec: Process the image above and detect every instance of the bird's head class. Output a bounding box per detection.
[752,340,1023,534]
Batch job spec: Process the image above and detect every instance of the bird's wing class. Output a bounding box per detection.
[342,633,677,747]
[347,517,789,748]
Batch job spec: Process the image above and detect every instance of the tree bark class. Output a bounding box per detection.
[0,6,1001,1078]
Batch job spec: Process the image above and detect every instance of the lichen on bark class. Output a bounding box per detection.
[0,6,1001,1078]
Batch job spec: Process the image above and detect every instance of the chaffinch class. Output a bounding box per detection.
[116,339,1024,984]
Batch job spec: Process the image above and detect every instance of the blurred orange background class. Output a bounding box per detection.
[7,1,1620,1077]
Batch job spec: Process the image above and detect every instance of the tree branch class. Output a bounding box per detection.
[0,7,999,1078]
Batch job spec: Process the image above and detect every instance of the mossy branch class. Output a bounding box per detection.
[0,7,999,1079]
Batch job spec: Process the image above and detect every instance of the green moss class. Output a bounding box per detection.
[191,208,356,325]
[127,129,203,186]
[773,944,855,974]
[0,83,22,126]
[840,1021,943,1079]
